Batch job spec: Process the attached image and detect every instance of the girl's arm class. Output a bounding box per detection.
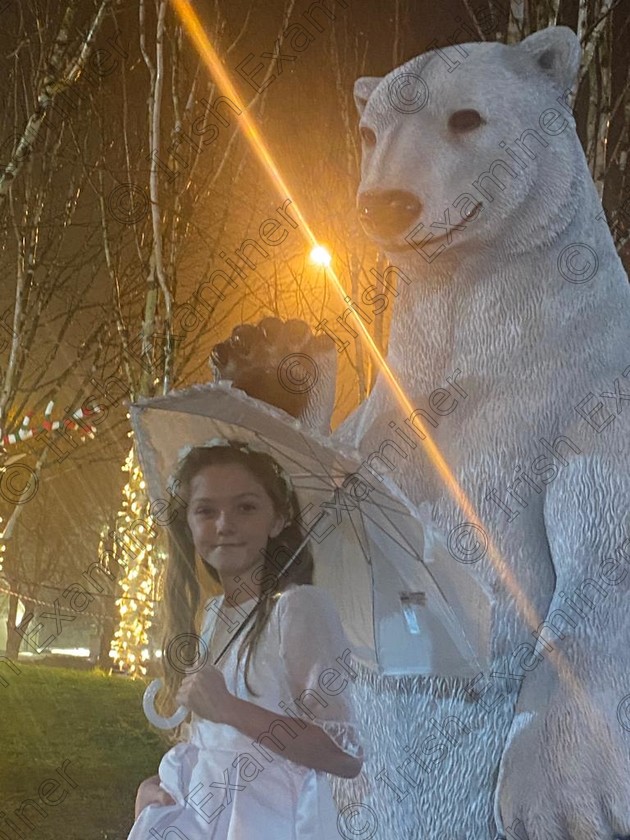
[178,587,365,778]
[177,663,362,777]
[134,774,175,819]
[222,697,363,778]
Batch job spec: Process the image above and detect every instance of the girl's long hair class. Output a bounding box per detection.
[158,442,314,726]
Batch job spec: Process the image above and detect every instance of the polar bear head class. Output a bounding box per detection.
[355,27,583,258]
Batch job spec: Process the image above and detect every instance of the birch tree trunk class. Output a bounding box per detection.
[0,2,124,657]
[0,0,111,197]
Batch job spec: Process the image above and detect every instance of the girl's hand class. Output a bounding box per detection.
[134,774,175,820]
[175,661,234,724]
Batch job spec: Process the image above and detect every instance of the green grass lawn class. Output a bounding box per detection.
[0,663,166,839]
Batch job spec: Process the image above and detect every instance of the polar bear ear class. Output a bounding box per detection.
[354,77,381,116]
[519,26,581,90]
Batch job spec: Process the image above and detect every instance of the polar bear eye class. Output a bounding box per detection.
[448,109,485,133]
[360,126,377,147]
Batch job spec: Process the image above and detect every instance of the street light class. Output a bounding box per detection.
[309,245,332,267]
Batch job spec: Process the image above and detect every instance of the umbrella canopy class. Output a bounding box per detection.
[129,380,490,678]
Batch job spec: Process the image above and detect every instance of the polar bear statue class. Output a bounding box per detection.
[211,26,630,840]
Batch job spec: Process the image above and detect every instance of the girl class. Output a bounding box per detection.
[128,438,364,839]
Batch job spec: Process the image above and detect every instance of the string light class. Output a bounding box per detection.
[109,440,159,677]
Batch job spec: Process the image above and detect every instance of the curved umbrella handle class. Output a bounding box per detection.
[143,678,188,730]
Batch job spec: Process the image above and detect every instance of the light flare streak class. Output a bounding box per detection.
[167,0,572,686]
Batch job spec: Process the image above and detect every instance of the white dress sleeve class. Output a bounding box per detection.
[277,585,365,762]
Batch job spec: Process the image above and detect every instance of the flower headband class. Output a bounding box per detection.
[171,436,294,502]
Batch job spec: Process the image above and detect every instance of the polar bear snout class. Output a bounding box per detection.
[357,188,422,238]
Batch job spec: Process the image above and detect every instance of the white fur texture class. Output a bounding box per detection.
[327,27,630,840]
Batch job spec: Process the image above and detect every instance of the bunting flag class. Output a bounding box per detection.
[0,400,103,451]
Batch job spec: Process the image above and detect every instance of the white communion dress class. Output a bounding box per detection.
[127,583,364,840]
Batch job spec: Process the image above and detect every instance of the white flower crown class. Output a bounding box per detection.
[172,436,294,495]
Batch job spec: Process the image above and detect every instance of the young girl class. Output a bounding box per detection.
[128,439,364,839]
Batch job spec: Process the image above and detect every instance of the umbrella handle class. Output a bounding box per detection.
[143,678,188,730]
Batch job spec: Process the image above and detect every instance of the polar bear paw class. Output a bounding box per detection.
[495,690,630,840]
[210,317,337,433]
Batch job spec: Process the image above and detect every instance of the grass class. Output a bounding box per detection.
[0,663,166,839]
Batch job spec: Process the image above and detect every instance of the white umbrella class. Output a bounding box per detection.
[129,381,490,727]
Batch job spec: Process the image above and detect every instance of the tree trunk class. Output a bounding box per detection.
[97,608,118,670]
[5,587,23,660]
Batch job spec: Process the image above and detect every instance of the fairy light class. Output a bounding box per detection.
[110,440,159,677]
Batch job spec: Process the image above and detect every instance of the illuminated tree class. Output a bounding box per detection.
[109,443,158,676]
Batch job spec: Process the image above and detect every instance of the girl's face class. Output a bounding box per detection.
[186,463,285,582]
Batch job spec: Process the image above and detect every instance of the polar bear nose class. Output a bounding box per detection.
[357,189,422,237]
